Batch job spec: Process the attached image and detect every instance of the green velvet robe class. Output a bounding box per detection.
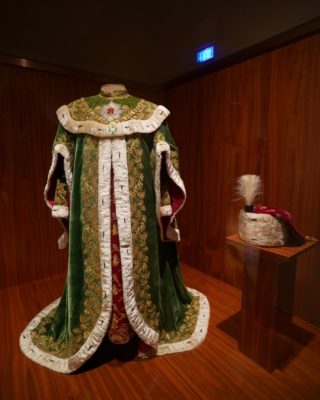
[19,91,210,373]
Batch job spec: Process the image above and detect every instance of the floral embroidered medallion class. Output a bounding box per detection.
[68,97,156,126]
[99,101,124,121]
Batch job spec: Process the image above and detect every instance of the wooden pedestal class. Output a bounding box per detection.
[226,234,318,371]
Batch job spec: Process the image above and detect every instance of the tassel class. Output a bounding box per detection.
[236,174,262,210]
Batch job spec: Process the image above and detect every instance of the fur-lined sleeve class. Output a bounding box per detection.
[44,124,75,248]
[153,123,186,242]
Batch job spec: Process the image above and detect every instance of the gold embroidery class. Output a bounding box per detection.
[161,191,171,207]
[159,295,200,344]
[112,223,118,236]
[98,88,129,98]
[126,136,160,331]
[68,98,157,126]
[79,134,101,344]
[31,135,101,358]
[112,254,120,266]
[54,180,68,206]
[154,131,166,142]
[169,149,179,171]
[112,273,120,283]
[108,327,135,344]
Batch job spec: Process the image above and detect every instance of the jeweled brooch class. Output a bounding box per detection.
[99,101,123,121]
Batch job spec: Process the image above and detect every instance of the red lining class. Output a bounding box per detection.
[160,151,185,240]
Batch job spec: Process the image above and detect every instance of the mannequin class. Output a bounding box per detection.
[20,84,210,373]
[100,83,129,98]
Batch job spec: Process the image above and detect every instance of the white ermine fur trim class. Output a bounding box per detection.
[52,205,69,219]
[154,141,186,242]
[57,105,170,138]
[156,288,210,355]
[111,138,159,347]
[239,209,286,246]
[160,205,172,216]
[44,152,58,210]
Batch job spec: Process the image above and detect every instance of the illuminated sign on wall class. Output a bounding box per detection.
[197,45,215,63]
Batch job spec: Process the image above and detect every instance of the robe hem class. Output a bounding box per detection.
[156,288,210,355]
[19,127,209,374]
[19,287,210,373]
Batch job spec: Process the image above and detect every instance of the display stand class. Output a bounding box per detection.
[226,234,318,371]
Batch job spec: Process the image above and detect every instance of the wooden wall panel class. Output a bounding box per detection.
[163,79,204,269]
[165,33,320,325]
[262,36,320,324]
[0,64,158,288]
[1,33,320,326]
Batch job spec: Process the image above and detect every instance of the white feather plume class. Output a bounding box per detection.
[236,174,262,206]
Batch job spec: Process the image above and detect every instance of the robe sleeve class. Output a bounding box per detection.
[153,122,186,242]
[44,124,75,249]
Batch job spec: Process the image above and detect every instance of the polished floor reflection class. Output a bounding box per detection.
[1,264,319,399]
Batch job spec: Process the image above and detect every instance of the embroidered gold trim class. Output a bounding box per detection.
[99,88,129,98]
[68,98,157,125]
[77,135,101,341]
[156,288,210,355]
[54,180,68,206]
[159,295,200,344]
[154,131,166,142]
[99,93,130,99]
[31,136,101,358]
[126,136,160,331]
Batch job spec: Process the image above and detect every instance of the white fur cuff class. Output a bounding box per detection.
[160,205,172,216]
[154,141,186,242]
[52,205,69,219]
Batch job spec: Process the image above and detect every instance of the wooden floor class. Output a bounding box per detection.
[1,264,320,400]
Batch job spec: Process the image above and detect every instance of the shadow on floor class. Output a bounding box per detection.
[217,311,315,371]
[74,335,140,374]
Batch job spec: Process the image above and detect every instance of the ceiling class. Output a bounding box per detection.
[1,1,320,86]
